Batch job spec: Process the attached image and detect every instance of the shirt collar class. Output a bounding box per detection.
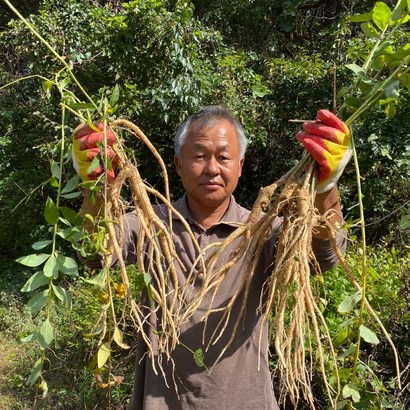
[172,194,245,228]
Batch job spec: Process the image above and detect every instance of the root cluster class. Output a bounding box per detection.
[88,119,398,408]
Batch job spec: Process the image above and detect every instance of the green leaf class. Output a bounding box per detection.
[60,191,82,199]
[390,43,410,61]
[345,63,374,84]
[60,206,83,226]
[344,96,362,110]
[384,79,400,98]
[194,348,205,368]
[252,83,270,98]
[25,290,49,315]
[374,40,394,57]
[338,291,362,313]
[82,267,107,288]
[359,325,380,345]
[333,326,349,347]
[52,284,72,307]
[49,175,60,188]
[339,344,357,359]
[361,21,379,37]
[56,254,79,276]
[50,162,61,181]
[110,84,120,105]
[21,271,50,292]
[367,266,380,280]
[97,342,111,368]
[61,174,80,194]
[384,101,396,118]
[343,382,361,402]
[42,80,53,94]
[16,253,50,267]
[20,332,38,343]
[32,240,52,251]
[44,197,59,225]
[87,156,101,175]
[333,400,350,410]
[38,318,55,349]
[336,86,351,100]
[348,12,373,22]
[43,254,58,279]
[26,357,43,386]
[391,1,405,21]
[373,2,391,30]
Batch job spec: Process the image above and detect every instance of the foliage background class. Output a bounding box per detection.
[0,0,409,408]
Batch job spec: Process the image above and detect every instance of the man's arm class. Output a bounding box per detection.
[313,185,343,239]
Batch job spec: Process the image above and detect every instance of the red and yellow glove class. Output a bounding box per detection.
[296,109,352,193]
[72,122,118,182]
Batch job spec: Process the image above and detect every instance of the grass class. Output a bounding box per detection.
[0,261,135,409]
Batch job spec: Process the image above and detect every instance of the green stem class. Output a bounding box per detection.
[0,74,52,90]
[349,129,368,384]
[3,0,98,111]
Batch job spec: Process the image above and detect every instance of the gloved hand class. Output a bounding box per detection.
[72,122,118,182]
[296,109,352,193]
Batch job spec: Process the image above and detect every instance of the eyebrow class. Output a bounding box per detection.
[192,143,233,151]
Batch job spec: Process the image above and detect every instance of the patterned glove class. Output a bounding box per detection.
[296,109,352,193]
[72,122,118,182]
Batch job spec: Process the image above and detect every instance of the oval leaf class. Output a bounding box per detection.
[343,382,361,403]
[372,2,392,30]
[44,197,59,225]
[52,284,72,307]
[97,342,111,369]
[43,254,58,279]
[21,271,50,292]
[56,254,79,276]
[32,240,52,251]
[50,162,61,181]
[61,174,80,194]
[38,318,55,349]
[384,79,400,98]
[359,325,380,345]
[26,357,43,386]
[60,206,83,226]
[25,290,49,315]
[338,291,362,313]
[361,21,379,37]
[16,253,50,267]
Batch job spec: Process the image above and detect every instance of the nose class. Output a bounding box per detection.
[204,156,219,176]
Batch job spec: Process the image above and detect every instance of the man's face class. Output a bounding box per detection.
[174,119,244,210]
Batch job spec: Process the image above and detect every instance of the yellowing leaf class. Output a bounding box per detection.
[113,327,130,349]
[97,342,111,369]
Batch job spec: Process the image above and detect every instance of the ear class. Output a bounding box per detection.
[238,157,245,177]
[174,156,182,176]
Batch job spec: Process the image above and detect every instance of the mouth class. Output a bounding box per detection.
[201,181,222,190]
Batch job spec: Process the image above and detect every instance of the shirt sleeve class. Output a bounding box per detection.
[311,228,347,272]
[77,211,141,269]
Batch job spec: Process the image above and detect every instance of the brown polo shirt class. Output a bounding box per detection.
[113,194,345,410]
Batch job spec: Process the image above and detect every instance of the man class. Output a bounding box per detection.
[73,105,350,409]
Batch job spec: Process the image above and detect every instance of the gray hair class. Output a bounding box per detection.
[174,105,248,158]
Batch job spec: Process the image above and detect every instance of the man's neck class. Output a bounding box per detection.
[186,196,230,231]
